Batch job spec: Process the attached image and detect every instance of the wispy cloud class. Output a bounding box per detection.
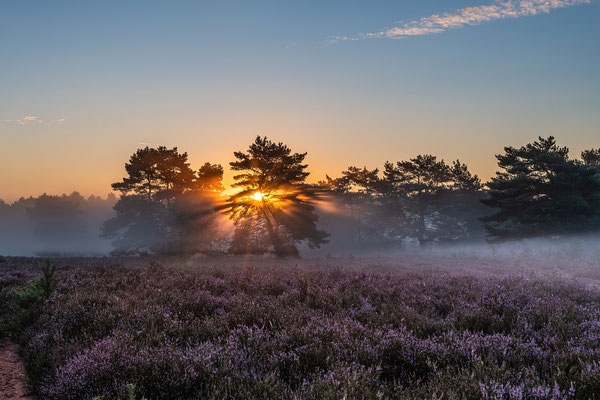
[3,115,70,126]
[334,0,591,41]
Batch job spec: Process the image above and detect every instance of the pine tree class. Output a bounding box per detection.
[382,155,482,245]
[224,136,328,257]
[171,163,227,255]
[319,167,386,244]
[104,146,221,255]
[111,146,196,203]
[582,149,600,167]
[481,136,600,239]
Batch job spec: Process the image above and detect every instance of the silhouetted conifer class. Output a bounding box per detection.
[224,136,328,257]
[481,136,600,239]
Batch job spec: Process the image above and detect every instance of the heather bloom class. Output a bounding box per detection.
[1,254,599,398]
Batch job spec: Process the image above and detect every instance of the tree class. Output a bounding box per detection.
[170,163,228,255]
[27,192,88,249]
[224,136,328,257]
[382,155,483,245]
[103,146,221,255]
[440,160,488,242]
[194,163,225,192]
[101,195,168,254]
[111,146,195,204]
[582,149,600,167]
[319,167,388,246]
[449,160,483,191]
[480,136,600,239]
[0,199,9,216]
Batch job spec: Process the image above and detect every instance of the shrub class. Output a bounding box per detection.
[12,260,58,308]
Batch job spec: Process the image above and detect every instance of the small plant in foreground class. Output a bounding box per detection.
[12,260,58,308]
[126,383,147,400]
[91,383,147,400]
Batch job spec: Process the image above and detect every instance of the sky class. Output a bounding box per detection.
[1,0,599,202]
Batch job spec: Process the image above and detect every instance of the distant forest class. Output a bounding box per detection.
[1,136,599,257]
[0,192,117,256]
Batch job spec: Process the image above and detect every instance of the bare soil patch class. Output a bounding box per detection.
[0,339,33,399]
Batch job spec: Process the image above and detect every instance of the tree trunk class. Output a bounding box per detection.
[417,190,425,246]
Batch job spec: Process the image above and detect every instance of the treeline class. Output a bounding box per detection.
[319,157,487,249]
[1,136,599,257]
[0,192,116,256]
[320,136,600,248]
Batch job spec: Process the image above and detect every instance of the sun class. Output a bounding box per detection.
[251,191,264,201]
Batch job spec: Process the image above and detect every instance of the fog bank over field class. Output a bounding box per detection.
[303,233,600,262]
[0,192,116,257]
[2,189,598,260]
[1,190,600,259]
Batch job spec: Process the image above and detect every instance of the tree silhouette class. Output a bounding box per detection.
[481,136,600,239]
[104,146,223,255]
[0,200,8,219]
[101,195,168,255]
[224,136,328,257]
[170,163,228,255]
[582,149,600,167]
[27,192,88,248]
[382,155,483,245]
[111,146,195,204]
[449,160,483,191]
[319,167,386,244]
[194,163,225,192]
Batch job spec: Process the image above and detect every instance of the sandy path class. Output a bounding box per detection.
[0,339,33,399]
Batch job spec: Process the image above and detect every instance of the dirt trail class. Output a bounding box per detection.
[0,339,33,399]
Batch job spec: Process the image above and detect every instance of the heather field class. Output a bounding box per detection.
[2,251,600,400]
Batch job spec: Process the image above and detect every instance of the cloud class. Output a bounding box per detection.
[3,115,69,126]
[334,0,591,41]
[52,116,69,124]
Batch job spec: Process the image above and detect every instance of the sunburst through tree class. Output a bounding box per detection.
[223,136,329,257]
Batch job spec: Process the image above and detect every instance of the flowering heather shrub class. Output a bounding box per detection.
[1,253,600,399]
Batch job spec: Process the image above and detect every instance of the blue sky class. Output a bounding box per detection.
[1,1,599,200]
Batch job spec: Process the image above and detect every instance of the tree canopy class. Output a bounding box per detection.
[111,146,196,202]
[481,136,600,239]
[582,149,600,166]
[381,156,483,245]
[103,146,225,255]
[224,136,328,257]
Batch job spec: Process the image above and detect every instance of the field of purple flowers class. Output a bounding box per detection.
[1,252,600,399]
